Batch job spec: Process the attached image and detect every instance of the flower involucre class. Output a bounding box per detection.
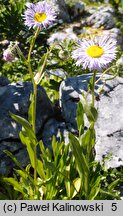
[23,1,56,29]
[3,49,14,62]
[72,36,117,70]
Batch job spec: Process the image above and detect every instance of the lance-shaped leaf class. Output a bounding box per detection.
[34,52,49,85]
[10,112,37,142]
[69,132,89,176]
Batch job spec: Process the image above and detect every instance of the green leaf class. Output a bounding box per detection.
[80,96,98,122]
[69,132,89,176]
[100,189,120,200]
[39,140,45,156]
[70,177,81,199]
[82,123,95,154]
[37,160,46,180]
[10,112,37,143]
[34,52,49,85]
[45,161,57,172]
[64,165,71,198]
[26,143,45,180]
[3,178,25,195]
[4,150,25,172]
[76,101,84,135]
[28,93,34,126]
[26,143,34,167]
[19,131,31,146]
[88,176,100,200]
[14,169,33,183]
[108,179,120,192]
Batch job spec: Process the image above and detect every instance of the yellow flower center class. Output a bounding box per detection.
[86,45,104,58]
[34,13,47,22]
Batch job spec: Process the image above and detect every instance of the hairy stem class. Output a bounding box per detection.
[27,27,40,194]
[92,70,96,107]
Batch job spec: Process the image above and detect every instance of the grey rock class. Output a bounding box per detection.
[47,27,78,45]
[46,0,70,22]
[0,81,53,141]
[98,5,115,14]
[68,1,85,18]
[86,7,97,15]
[0,76,10,86]
[103,28,123,50]
[41,118,69,149]
[46,68,67,79]
[84,27,123,50]
[60,74,123,168]
[120,186,123,200]
[0,141,29,175]
[0,81,54,175]
[86,9,115,29]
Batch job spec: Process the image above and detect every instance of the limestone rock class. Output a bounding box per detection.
[0,80,54,175]
[46,0,70,22]
[0,76,10,86]
[0,81,53,141]
[59,74,123,168]
[102,28,123,50]
[46,68,67,79]
[41,118,69,149]
[47,27,78,45]
[0,140,29,175]
[86,7,115,29]
[68,1,85,19]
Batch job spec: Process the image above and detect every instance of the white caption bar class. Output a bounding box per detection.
[0,200,122,216]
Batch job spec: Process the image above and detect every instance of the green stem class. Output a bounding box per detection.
[28,27,40,64]
[27,27,40,194]
[89,70,97,162]
[95,65,116,85]
[86,65,116,100]
[92,70,97,107]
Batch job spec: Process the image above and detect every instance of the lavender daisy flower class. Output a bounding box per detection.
[72,36,117,71]
[23,1,56,29]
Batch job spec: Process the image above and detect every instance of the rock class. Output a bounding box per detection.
[60,74,123,168]
[0,81,54,175]
[46,0,70,22]
[120,186,123,200]
[0,81,53,141]
[41,118,69,149]
[98,5,115,14]
[68,1,85,19]
[46,68,67,79]
[0,140,29,175]
[102,28,123,50]
[86,7,115,29]
[0,76,10,86]
[83,27,123,50]
[47,27,79,45]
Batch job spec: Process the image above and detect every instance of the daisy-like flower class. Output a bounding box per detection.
[72,36,117,71]
[23,1,56,29]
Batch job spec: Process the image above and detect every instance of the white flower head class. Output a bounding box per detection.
[72,35,117,71]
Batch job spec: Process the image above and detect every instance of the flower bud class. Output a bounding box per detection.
[3,48,15,62]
